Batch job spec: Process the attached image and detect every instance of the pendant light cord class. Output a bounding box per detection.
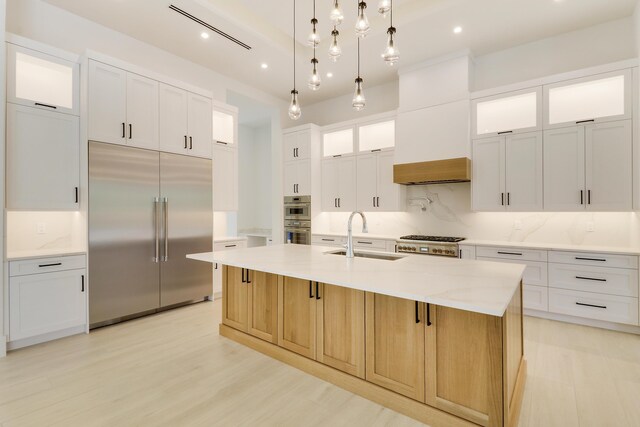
[357,38,360,77]
[293,0,296,90]
[390,0,393,26]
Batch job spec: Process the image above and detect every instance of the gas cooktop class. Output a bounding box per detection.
[399,235,466,243]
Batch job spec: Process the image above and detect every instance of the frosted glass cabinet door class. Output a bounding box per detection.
[543,126,585,211]
[472,88,541,138]
[7,44,79,115]
[323,128,354,158]
[88,60,127,145]
[7,104,80,210]
[472,137,505,211]
[544,70,632,129]
[505,132,543,211]
[212,109,236,145]
[358,120,395,152]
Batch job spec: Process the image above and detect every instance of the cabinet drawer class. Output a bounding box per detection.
[353,238,388,250]
[548,263,638,297]
[312,235,346,246]
[548,251,638,269]
[523,285,548,311]
[9,255,86,277]
[213,241,247,252]
[475,246,547,262]
[548,288,639,325]
[477,257,547,286]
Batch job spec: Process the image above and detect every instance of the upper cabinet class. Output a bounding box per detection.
[88,60,159,150]
[7,44,79,116]
[284,128,311,161]
[282,125,321,200]
[544,70,632,129]
[213,104,238,211]
[212,105,237,146]
[322,127,355,158]
[471,88,541,138]
[358,120,395,152]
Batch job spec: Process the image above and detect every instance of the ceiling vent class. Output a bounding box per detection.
[169,5,252,50]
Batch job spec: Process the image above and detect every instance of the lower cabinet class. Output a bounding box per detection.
[278,276,317,358]
[365,293,425,401]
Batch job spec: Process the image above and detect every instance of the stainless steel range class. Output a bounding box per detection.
[396,235,466,257]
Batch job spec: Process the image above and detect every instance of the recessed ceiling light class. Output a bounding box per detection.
[453,26,463,34]
[326,72,333,78]
[261,63,269,69]
[201,32,210,39]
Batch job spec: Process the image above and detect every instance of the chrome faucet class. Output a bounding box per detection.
[345,211,368,258]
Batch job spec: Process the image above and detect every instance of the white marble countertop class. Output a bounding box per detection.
[7,248,87,261]
[214,236,248,244]
[188,244,525,317]
[462,239,640,256]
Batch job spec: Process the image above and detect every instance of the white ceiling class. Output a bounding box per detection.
[44,0,637,105]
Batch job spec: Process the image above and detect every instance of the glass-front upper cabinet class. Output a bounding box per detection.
[544,69,631,129]
[322,127,354,157]
[358,119,395,152]
[7,44,79,116]
[471,88,541,138]
[212,106,237,145]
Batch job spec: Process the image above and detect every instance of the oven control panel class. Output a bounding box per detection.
[396,243,459,257]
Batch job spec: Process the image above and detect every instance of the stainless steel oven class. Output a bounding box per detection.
[284,195,311,221]
[284,220,311,245]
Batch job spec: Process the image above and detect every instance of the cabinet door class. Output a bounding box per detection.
[425,306,503,426]
[296,159,311,196]
[88,60,127,145]
[472,137,505,211]
[222,266,248,332]
[376,151,403,212]
[9,269,86,341]
[284,161,299,197]
[337,157,357,212]
[213,262,223,296]
[585,120,632,211]
[543,126,585,211]
[356,153,378,211]
[7,104,80,210]
[126,72,158,150]
[317,284,365,378]
[365,293,425,401]
[213,143,238,211]
[472,88,541,138]
[284,130,310,161]
[278,277,316,359]
[247,271,279,343]
[505,132,543,211]
[159,83,189,155]
[188,93,213,159]
[321,158,339,211]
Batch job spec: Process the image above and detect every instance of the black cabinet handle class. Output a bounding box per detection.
[426,303,432,326]
[225,244,237,248]
[309,281,314,298]
[376,197,379,207]
[214,263,218,270]
[501,193,505,206]
[507,193,510,206]
[580,190,584,205]
[321,238,335,242]
[81,275,85,292]
[575,257,606,262]
[575,276,607,282]
[129,124,132,139]
[338,198,341,208]
[497,130,513,135]
[39,263,62,268]
[576,119,595,124]
[357,241,372,245]
[122,123,126,138]
[241,268,246,283]
[576,302,607,309]
[415,301,420,324]
[588,190,591,205]
[184,136,188,149]
[497,251,523,256]
[371,149,382,152]
[334,198,337,208]
[75,187,79,204]
[373,197,375,207]
[315,282,320,300]
[35,102,57,109]
[246,269,251,284]
[189,136,193,150]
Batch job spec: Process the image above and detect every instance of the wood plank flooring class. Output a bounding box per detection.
[0,300,638,426]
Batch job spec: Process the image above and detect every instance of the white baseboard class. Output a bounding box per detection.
[525,309,640,335]
[7,325,86,351]
[0,335,6,358]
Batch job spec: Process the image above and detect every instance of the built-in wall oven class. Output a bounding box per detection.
[284,196,311,244]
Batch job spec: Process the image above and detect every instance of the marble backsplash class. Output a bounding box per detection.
[6,211,85,253]
[317,183,640,249]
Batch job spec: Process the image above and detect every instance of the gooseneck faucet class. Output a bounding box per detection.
[346,211,369,258]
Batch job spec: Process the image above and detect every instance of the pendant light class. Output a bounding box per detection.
[352,38,366,111]
[330,0,344,26]
[355,1,370,38]
[328,26,342,62]
[381,0,399,66]
[288,0,301,120]
[308,0,320,47]
[308,56,321,90]
[377,0,391,17]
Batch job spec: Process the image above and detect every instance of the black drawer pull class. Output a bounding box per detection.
[332,154,342,158]
[426,303,432,326]
[309,281,314,299]
[575,257,606,262]
[497,130,513,135]
[371,149,382,152]
[316,282,320,300]
[357,241,373,245]
[415,301,420,324]
[497,251,523,256]
[576,119,595,124]
[321,239,335,242]
[575,276,607,282]
[246,270,251,284]
[216,141,228,145]
[225,244,237,248]
[38,263,62,268]
[576,302,607,309]
[241,268,246,283]
[35,102,57,109]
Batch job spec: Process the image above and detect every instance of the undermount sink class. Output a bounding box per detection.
[325,250,405,261]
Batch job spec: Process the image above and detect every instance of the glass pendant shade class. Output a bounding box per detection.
[382,27,399,66]
[352,77,366,111]
[328,29,341,62]
[308,59,321,91]
[330,0,344,25]
[355,2,370,38]
[288,90,302,120]
[307,19,320,47]
[377,0,391,17]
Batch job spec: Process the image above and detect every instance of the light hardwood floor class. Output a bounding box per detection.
[0,300,638,426]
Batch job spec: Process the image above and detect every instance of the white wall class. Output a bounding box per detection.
[0,0,6,358]
[238,123,272,232]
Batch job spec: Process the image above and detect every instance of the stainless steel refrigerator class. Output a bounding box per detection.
[88,141,213,328]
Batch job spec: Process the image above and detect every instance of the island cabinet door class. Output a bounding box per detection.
[425,305,504,427]
[365,293,425,401]
[316,283,365,379]
[278,277,317,359]
[222,266,248,332]
[247,271,279,344]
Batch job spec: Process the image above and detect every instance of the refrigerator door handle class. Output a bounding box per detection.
[163,197,169,262]
[153,197,160,263]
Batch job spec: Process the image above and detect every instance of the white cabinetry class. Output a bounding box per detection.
[284,129,311,161]
[283,125,320,199]
[7,104,80,210]
[88,60,159,150]
[472,131,543,212]
[356,151,403,211]
[213,240,247,296]
[544,120,632,211]
[9,255,87,344]
[212,104,238,211]
[284,159,311,197]
[471,88,541,138]
[321,157,356,212]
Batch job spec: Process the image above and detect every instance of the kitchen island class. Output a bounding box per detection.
[188,244,526,427]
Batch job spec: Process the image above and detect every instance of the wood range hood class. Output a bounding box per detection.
[393,157,471,185]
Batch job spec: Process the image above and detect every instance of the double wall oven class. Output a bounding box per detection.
[284,196,311,245]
